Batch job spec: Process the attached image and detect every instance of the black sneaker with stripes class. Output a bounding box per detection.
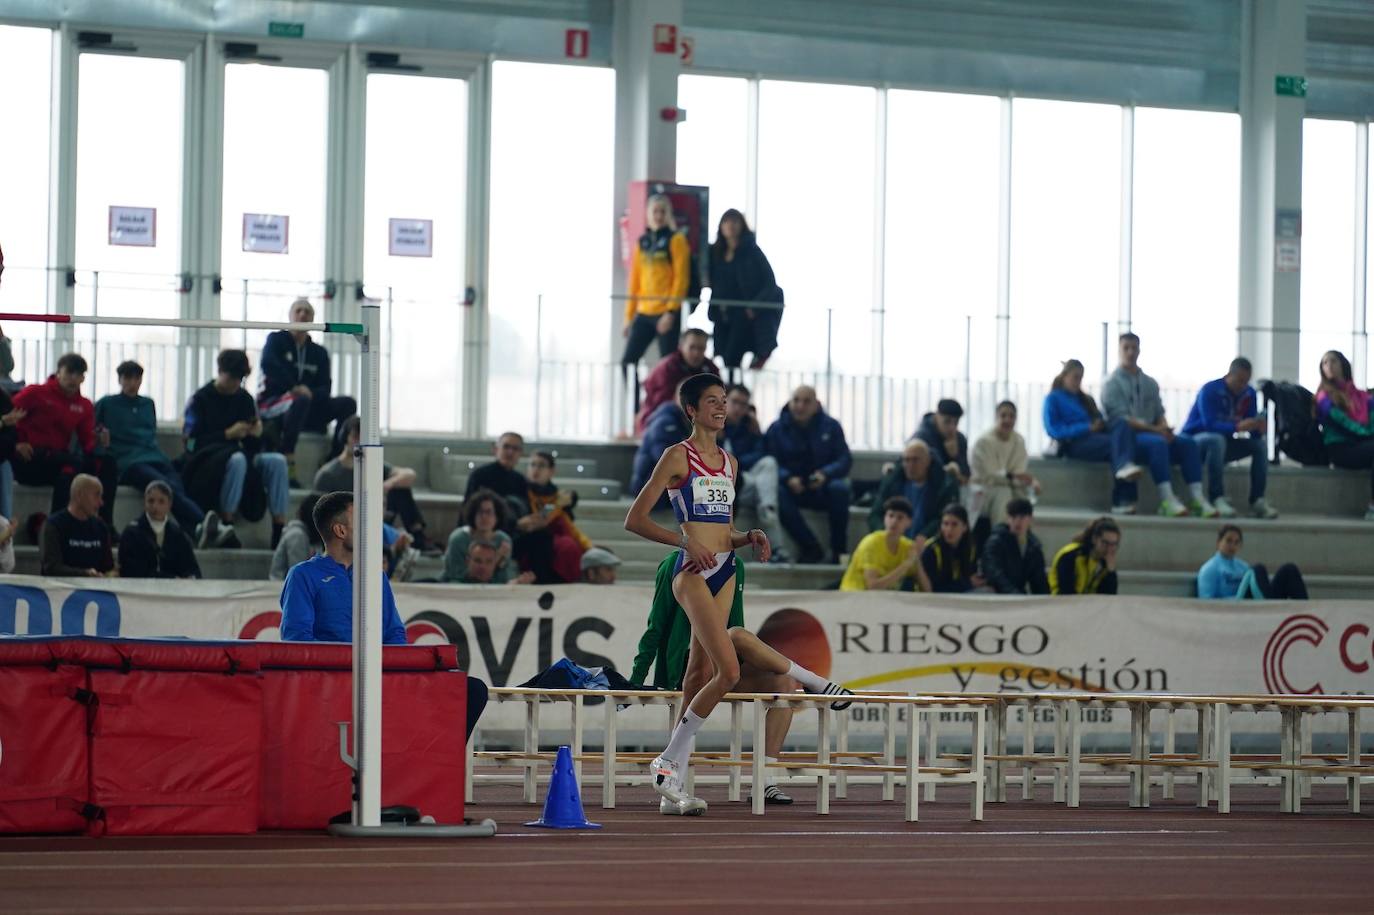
[748,784,793,805]
[821,681,853,711]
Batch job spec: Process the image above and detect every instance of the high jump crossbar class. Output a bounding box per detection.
[0,306,493,838]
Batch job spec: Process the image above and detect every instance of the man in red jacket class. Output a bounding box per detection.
[12,353,118,525]
[633,328,718,435]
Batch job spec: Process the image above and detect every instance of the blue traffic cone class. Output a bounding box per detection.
[525,746,601,829]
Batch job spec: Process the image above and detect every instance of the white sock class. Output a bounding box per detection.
[1188,482,1206,502]
[1157,481,1178,503]
[786,661,829,693]
[661,709,706,765]
[764,754,779,787]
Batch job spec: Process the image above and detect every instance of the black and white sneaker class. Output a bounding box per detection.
[196,511,220,549]
[820,681,854,711]
[748,784,793,805]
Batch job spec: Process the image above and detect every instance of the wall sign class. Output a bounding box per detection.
[108,206,157,247]
[653,23,677,53]
[388,218,433,258]
[242,213,290,254]
[565,28,589,59]
[1275,208,1301,273]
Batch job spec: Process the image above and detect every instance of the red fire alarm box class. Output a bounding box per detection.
[653,23,677,53]
[565,28,589,59]
[625,180,711,292]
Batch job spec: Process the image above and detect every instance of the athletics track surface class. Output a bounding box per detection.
[1,782,1370,914]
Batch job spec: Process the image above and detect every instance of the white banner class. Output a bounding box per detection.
[2,575,1371,740]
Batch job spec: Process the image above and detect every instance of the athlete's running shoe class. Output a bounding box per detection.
[819,681,854,710]
[659,795,707,816]
[651,754,689,805]
[748,784,794,805]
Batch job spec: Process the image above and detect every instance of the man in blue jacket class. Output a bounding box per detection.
[630,400,691,505]
[1182,357,1279,519]
[280,489,488,739]
[764,385,853,564]
[724,384,789,562]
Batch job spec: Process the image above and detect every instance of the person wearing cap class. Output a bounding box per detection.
[914,399,970,486]
[581,546,621,584]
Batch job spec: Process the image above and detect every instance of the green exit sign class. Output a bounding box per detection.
[268,21,305,39]
[1275,75,1307,98]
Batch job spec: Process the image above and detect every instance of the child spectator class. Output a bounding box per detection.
[118,480,201,579]
[1197,523,1308,600]
[840,497,920,592]
[979,498,1050,595]
[1050,517,1121,595]
[526,450,591,582]
[920,504,981,593]
[1315,350,1374,521]
[1043,358,1144,509]
[271,493,323,581]
[914,399,970,485]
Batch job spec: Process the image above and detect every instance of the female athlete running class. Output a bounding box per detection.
[625,373,851,815]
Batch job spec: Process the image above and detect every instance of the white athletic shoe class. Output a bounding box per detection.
[1111,503,1138,516]
[1251,498,1279,520]
[1158,498,1190,518]
[1213,496,1238,518]
[659,795,707,816]
[1115,462,1145,482]
[651,754,689,805]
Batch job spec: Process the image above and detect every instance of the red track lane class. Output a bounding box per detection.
[1,783,1370,914]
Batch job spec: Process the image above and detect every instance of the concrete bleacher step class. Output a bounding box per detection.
[426,451,622,500]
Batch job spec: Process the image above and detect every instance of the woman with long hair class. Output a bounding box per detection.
[1049,516,1121,595]
[708,209,783,373]
[1042,359,1146,511]
[1315,350,1374,520]
[623,194,690,366]
[624,372,851,815]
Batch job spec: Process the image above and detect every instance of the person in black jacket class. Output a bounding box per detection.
[866,440,960,540]
[256,298,357,482]
[118,480,201,579]
[708,209,783,374]
[979,497,1049,595]
[914,399,970,486]
[919,504,982,593]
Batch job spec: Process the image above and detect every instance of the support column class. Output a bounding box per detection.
[47,25,79,363]
[1238,0,1307,383]
[610,0,682,361]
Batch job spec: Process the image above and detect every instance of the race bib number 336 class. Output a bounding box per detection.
[692,476,734,513]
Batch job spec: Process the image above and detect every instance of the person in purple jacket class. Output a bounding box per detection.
[1182,357,1279,520]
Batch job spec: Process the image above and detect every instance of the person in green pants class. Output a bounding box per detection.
[630,552,799,807]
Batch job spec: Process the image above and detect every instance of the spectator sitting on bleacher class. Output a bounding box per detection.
[12,352,118,526]
[465,431,528,514]
[39,473,113,577]
[979,497,1049,595]
[724,384,789,562]
[581,547,621,584]
[270,493,322,581]
[1049,516,1120,596]
[971,400,1039,536]
[630,399,690,503]
[634,329,718,435]
[1182,357,1279,520]
[443,488,532,584]
[765,385,853,564]
[458,540,533,585]
[95,360,206,532]
[0,512,15,574]
[181,349,290,550]
[0,379,20,522]
[117,480,200,579]
[313,416,434,553]
[867,439,958,542]
[1102,333,1215,518]
[920,504,981,593]
[1315,350,1374,521]
[1197,523,1308,600]
[914,399,970,486]
[1043,358,1145,509]
[527,450,590,582]
[840,496,920,592]
[257,298,357,483]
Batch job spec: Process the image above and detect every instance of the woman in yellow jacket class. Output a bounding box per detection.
[623,194,691,365]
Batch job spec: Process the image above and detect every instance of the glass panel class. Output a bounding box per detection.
[0,25,53,373]
[1301,119,1358,388]
[1009,99,1121,388]
[363,73,468,434]
[1131,107,1241,396]
[677,74,749,227]
[73,53,185,403]
[220,63,329,367]
[487,61,614,437]
[757,79,877,382]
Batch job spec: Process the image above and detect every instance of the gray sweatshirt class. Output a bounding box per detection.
[1101,366,1165,425]
[270,519,317,581]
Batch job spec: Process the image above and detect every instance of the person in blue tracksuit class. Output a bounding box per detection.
[1181,357,1278,520]
[280,489,487,739]
[764,385,853,563]
[1042,358,1143,510]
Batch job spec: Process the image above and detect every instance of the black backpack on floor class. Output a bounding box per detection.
[1260,380,1329,466]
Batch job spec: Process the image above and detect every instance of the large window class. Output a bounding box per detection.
[1009,99,1121,387]
[676,75,750,226]
[1130,107,1241,392]
[73,53,185,401]
[1301,119,1359,388]
[220,63,329,358]
[757,80,878,378]
[884,89,1000,384]
[486,61,614,437]
[0,26,53,363]
[363,73,468,433]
